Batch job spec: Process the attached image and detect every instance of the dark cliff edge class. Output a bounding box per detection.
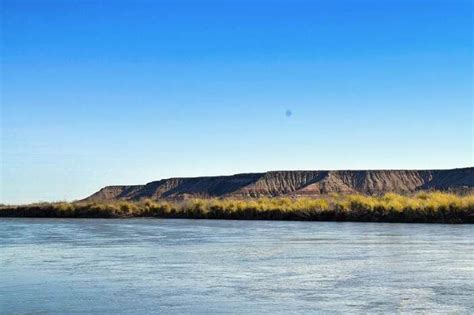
[83,167,474,202]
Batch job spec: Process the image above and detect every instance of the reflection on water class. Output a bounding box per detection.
[0,219,473,314]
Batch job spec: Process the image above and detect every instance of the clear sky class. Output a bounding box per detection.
[1,0,472,203]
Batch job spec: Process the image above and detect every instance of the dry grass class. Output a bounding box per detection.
[1,192,473,223]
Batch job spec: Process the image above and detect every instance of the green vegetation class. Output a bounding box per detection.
[1,192,473,223]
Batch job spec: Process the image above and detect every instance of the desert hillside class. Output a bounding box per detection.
[83,168,473,202]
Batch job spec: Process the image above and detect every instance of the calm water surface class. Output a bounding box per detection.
[0,219,473,314]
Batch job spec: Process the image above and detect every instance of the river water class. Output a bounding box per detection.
[0,218,472,314]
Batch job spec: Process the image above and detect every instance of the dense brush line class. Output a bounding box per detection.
[1,192,473,223]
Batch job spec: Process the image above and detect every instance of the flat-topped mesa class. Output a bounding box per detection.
[82,167,474,202]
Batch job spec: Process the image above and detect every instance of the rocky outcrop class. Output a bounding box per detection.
[82,167,473,201]
[84,185,144,202]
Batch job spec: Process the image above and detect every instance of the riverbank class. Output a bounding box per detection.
[1,192,473,223]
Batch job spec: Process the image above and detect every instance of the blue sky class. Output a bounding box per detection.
[1,0,472,203]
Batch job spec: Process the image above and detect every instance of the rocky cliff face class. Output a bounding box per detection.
[83,167,473,201]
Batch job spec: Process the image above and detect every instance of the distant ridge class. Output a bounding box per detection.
[83,167,474,202]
